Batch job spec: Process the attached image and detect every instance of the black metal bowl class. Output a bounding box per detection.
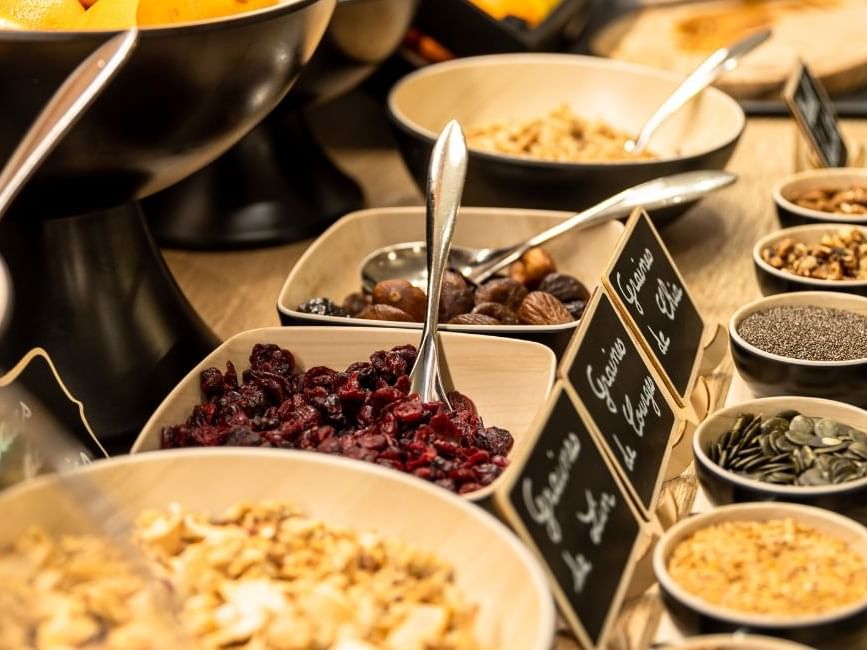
[0,0,335,219]
[729,291,867,409]
[654,502,867,649]
[388,53,744,226]
[773,168,867,229]
[693,396,867,524]
[753,224,867,297]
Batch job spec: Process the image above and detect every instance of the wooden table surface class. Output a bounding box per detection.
[163,90,867,649]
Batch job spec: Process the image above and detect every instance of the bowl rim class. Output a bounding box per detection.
[772,168,867,225]
[0,446,556,650]
[276,205,611,333]
[752,223,867,288]
[386,52,746,170]
[666,632,816,650]
[0,0,325,36]
[653,501,867,628]
[728,290,867,367]
[0,256,9,333]
[692,395,867,497]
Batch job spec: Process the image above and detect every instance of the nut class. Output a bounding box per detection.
[341,291,370,316]
[474,278,527,310]
[519,247,556,287]
[439,271,475,322]
[448,313,499,325]
[372,279,426,321]
[537,273,590,303]
[517,291,573,325]
[472,302,519,324]
[356,304,415,322]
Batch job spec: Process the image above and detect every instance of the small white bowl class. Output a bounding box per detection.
[773,168,867,227]
[654,502,867,647]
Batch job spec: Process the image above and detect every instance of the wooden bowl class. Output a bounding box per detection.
[729,291,867,408]
[693,396,867,524]
[276,206,624,357]
[387,53,744,226]
[131,326,557,503]
[653,502,867,648]
[0,448,555,649]
[753,223,867,296]
[773,168,867,228]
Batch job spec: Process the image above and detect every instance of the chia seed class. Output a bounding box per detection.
[737,305,867,361]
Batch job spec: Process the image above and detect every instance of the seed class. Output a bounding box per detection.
[736,305,867,361]
[668,518,867,616]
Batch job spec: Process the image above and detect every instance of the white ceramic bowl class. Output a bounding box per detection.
[0,448,555,649]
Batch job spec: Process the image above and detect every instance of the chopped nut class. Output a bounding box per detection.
[762,229,867,281]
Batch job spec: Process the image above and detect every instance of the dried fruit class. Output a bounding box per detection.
[472,302,519,324]
[563,299,587,320]
[341,291,370,316]
[356,304,414,322]
[537,272,590,303]
[473,278,527,310]
[160,344,512,495]
[372,279,426,321]
[297,297,348,317]
[448,313,499,325]
[518,247,556,287]
[517,291,573,325]
[439,271,475,322]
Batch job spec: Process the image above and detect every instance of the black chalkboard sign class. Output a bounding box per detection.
[495,383,644,650]
[0,349,104,487]
[565,291,678,517]
[785,61,847,168]
[606,211,704,402]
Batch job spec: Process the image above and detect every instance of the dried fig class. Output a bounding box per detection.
[439,271,474,322]
[563,299,587,320]
[474,278,527,310]
[342,291,370,316]
[519,247,556,287]
[372,279,426,321]
[357,304,414,322]
[517,291,573,325]
[472,302,518,324]
[448,313,499,325]
[537,273,590,303]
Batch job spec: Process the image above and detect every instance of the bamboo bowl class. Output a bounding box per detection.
[131,326,557,503]
[0,448,555,649]
[277,206,624,357]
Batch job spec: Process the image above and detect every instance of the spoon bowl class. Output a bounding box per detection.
[361,169,736,291]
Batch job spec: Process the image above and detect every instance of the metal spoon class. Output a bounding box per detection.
[361,169,736,291]
[407,120,467,408]
[625,28,770,154]
[0,28,138,223]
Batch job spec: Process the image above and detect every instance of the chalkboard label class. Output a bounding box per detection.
[606,211,704,402]
[495,383,644,649]
[785,61,847,168]
[564,291,678,517]
[0,349,104,487]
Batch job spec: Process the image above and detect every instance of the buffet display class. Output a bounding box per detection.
[6,3,867,649]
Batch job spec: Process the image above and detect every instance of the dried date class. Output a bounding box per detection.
[356,304,414,322]
[537,273,589,303]
[372,279,426,321]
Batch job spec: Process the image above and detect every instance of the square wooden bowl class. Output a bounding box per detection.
[277,206,624,357]
[131,326,557,504]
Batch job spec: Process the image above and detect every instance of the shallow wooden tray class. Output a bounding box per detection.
[131,326,557,504]
[277,206,625,356]
[0,448,555,650]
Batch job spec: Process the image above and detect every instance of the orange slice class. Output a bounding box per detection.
[137,0,275,26]
[76,0,138,29]
[0,0,85,29]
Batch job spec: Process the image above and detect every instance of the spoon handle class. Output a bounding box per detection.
[467,170,736,284]
[630,28,770,154]
[409,120,467,404]
[0,28,138,222]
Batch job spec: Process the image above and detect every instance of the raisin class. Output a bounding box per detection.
[297,297,348,317]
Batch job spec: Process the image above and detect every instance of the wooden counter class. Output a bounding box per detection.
[163,89,867,649]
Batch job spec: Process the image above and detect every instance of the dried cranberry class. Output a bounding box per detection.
[249,343,295,377]
[200,367,225,399]
[475,426,514,457]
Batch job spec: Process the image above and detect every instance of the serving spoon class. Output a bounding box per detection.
[361,169,736,291]
[625,28,771,155]
[407,120,468,408]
